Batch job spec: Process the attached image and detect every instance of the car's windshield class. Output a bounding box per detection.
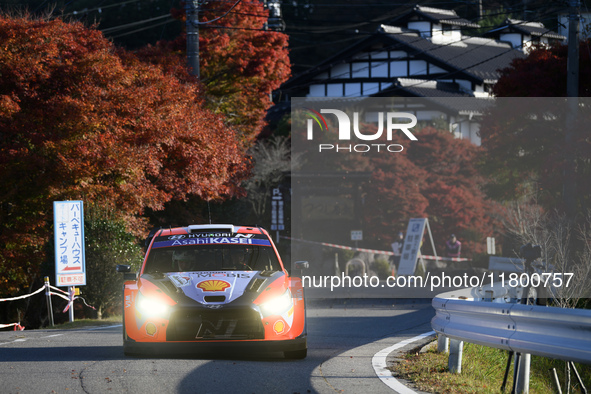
[143,245,280,274]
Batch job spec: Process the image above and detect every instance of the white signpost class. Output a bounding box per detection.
[397,218,437,276]
[350,230,363,241]
[271,188,284,243]
[351,230,363,248]
[487,236,496,255]
[54,201,86,322]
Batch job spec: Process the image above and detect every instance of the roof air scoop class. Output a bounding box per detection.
[188,224,235,233]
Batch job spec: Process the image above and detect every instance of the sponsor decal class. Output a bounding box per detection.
[172,237,254,246]
[273,320,285,335]
[168,274,191,288]
[152,238,272,248]
[146,322,157,337]
[194,272,253,279]
[169,233,255,240]
[197,280,231,292]
[295,288,304,301]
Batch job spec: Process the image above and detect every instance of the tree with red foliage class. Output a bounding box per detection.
[481,42,591,212]
[137,1,291,144]
[292,109,499,258]
[363,128,498,257]
[0,14,247,294]
[493,41,591,97]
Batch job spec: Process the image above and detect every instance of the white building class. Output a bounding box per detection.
[280,5,565,145]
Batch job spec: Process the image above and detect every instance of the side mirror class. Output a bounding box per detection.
[116,264,137,281]
[116,264,131,273]
[294,261,309,270]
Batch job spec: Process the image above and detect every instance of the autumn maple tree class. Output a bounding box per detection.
[136,1,291,144]
[291,111,499,257]
[481,41,591,213]
[492,40,591,97]
[362,128,499,257]
[0,14,247,294]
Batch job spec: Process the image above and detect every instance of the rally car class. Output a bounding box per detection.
[116,224,308,359]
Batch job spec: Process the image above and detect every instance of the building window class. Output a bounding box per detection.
[442,24,452,36]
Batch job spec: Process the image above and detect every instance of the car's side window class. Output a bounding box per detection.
[144,250,174,273]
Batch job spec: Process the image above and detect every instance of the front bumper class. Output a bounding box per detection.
[123,335,307,357]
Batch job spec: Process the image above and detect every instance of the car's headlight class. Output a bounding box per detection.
[260,289,292,316]
[137,293,170,318]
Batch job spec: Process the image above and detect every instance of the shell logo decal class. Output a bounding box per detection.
[146,323,157,337]
[273,320,285,334]
[197,280,231,292]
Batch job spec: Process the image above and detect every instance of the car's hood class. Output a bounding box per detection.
[164,271,273,305]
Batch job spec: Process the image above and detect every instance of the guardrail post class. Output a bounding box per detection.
[551,368,563,394]
[448,339,463,373]
[516,353,531,393]
[437,335,449,353]
[44,276,54,327]
[570,361,587,393]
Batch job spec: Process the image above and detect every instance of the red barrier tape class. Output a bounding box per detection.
[282,236,470,262]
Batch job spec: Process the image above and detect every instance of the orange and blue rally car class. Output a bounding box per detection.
[116,224,308,359]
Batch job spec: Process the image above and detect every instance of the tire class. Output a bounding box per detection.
[284,348,307,359]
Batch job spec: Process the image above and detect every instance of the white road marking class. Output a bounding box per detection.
[83,324,122,331]
[0,324,121,346]
[372,331,435,393]
[0,338,28,346]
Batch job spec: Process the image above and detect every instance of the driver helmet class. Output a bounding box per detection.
[228,247,252,268]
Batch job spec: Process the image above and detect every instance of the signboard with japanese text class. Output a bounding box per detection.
[396,218,427,276]
[271,188,285,231]
[54,201,86,286]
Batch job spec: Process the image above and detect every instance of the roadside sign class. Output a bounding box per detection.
[54,201,86,286]
[487,237,496,255]
[351,230,363,241]
[397,218,427,275]
[271,188,285,231]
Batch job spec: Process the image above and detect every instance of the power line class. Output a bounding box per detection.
[101,13,173,34]
[62,0,142,17]
[109,18,177,38]
[194,0,243,25]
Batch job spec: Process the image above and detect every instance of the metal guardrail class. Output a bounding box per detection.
[431,285,591,365]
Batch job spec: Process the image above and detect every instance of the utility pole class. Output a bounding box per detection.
[564,0,580,219]
[186,0,200,78]
[567,0,580,98]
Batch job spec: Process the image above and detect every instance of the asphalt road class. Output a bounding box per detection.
[0,299,434,394]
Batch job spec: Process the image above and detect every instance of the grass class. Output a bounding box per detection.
[393,340,591,393]
[45,315,122,330]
